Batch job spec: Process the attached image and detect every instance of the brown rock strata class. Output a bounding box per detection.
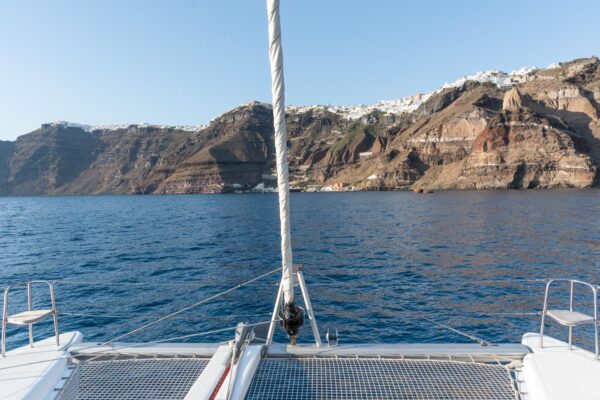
[1,57,599,195]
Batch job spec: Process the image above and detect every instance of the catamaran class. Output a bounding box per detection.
[2,1,600,399]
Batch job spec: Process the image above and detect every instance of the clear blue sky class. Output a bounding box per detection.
[1,0,599,141]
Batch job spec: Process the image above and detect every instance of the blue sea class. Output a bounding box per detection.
[1,191,600,350]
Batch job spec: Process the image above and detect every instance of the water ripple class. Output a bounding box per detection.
[0,191,599,349]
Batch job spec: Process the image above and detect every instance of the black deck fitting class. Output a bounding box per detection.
[279,302,304,344]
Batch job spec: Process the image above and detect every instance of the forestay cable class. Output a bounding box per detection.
[101,268,280,345]
[311,271,492,346]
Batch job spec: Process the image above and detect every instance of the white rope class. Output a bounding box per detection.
[101,268,280,345]
[266,0,294,305]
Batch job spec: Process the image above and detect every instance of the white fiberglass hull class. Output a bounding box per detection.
[4,330,598,400]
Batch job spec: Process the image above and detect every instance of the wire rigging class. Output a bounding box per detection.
[101,268,280,345]
[308,270,494,346]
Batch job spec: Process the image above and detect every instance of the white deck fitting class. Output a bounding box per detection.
[69,342,219,358]
[215,345,263,400]
[184,344,232,400]
[0,331,82,400]
[266,342,529,362]
[6,310,54,325]
[520,332,600,400]
[546,309,595,326]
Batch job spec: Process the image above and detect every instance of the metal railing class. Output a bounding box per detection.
[1,280,59,357]
[539,279,598,359]
[266,265,322,347]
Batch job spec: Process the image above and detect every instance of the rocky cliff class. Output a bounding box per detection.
[1,57,599,195]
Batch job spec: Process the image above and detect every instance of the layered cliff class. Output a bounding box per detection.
[322,57,600,190]
[1,57,599,195]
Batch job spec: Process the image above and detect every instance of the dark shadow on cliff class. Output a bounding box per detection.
[8,126,105,195]
[528,99,600,185]
[0,141,16,195]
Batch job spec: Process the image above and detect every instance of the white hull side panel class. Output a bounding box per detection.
[0,332,82,400]
[521,332,600,400]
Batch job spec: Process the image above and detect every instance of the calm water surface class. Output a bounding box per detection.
[1,191,600,349]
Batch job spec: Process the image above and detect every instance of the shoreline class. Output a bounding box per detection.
[1,186,598,198]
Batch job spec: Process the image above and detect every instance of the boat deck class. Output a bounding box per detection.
[54,357,519,400]
[246,357,518,400]
[57,357,210,400]
[55,345,523,400]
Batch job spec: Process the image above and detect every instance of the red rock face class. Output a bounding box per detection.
[458,113,595,189]
[472,125,509,153]
[329,58,599,190]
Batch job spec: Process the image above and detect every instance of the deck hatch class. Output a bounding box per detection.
[245,358,518,400]
[57,357,209,400]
